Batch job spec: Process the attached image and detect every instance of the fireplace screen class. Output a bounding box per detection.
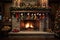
[11,12,49,32]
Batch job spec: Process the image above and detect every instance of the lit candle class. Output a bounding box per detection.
[17,0,21,7]
[41,0,48,8]
[13,0,17,7]
[13,0,22,7]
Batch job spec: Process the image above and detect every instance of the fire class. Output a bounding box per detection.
[25,22,33,28]
[30,24,33,28]
[25,23,29,28]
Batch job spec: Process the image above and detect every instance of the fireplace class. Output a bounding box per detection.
[9,0,54,38]
[11,12,50,32]
[9,12,54,37]
[9,0,54,34]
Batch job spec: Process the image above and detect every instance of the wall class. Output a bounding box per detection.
[4,3,12,17]
[3,0,60,17]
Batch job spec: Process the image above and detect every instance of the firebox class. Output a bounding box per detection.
[20,20,40,31]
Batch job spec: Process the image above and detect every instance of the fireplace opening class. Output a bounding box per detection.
[12,13,50,32]
[20,20,40,31]
[25,22,34,28]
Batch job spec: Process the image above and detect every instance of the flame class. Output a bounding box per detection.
[25,23,30,28]
[30,24,33,28]
[25,23,33,28]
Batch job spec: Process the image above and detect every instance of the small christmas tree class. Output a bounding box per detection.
[54,8,60,38]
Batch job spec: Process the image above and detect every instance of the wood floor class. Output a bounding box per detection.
[0,37,59,40]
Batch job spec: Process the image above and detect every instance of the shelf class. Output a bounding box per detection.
[10,11,50,13]
[10,7,51,11]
